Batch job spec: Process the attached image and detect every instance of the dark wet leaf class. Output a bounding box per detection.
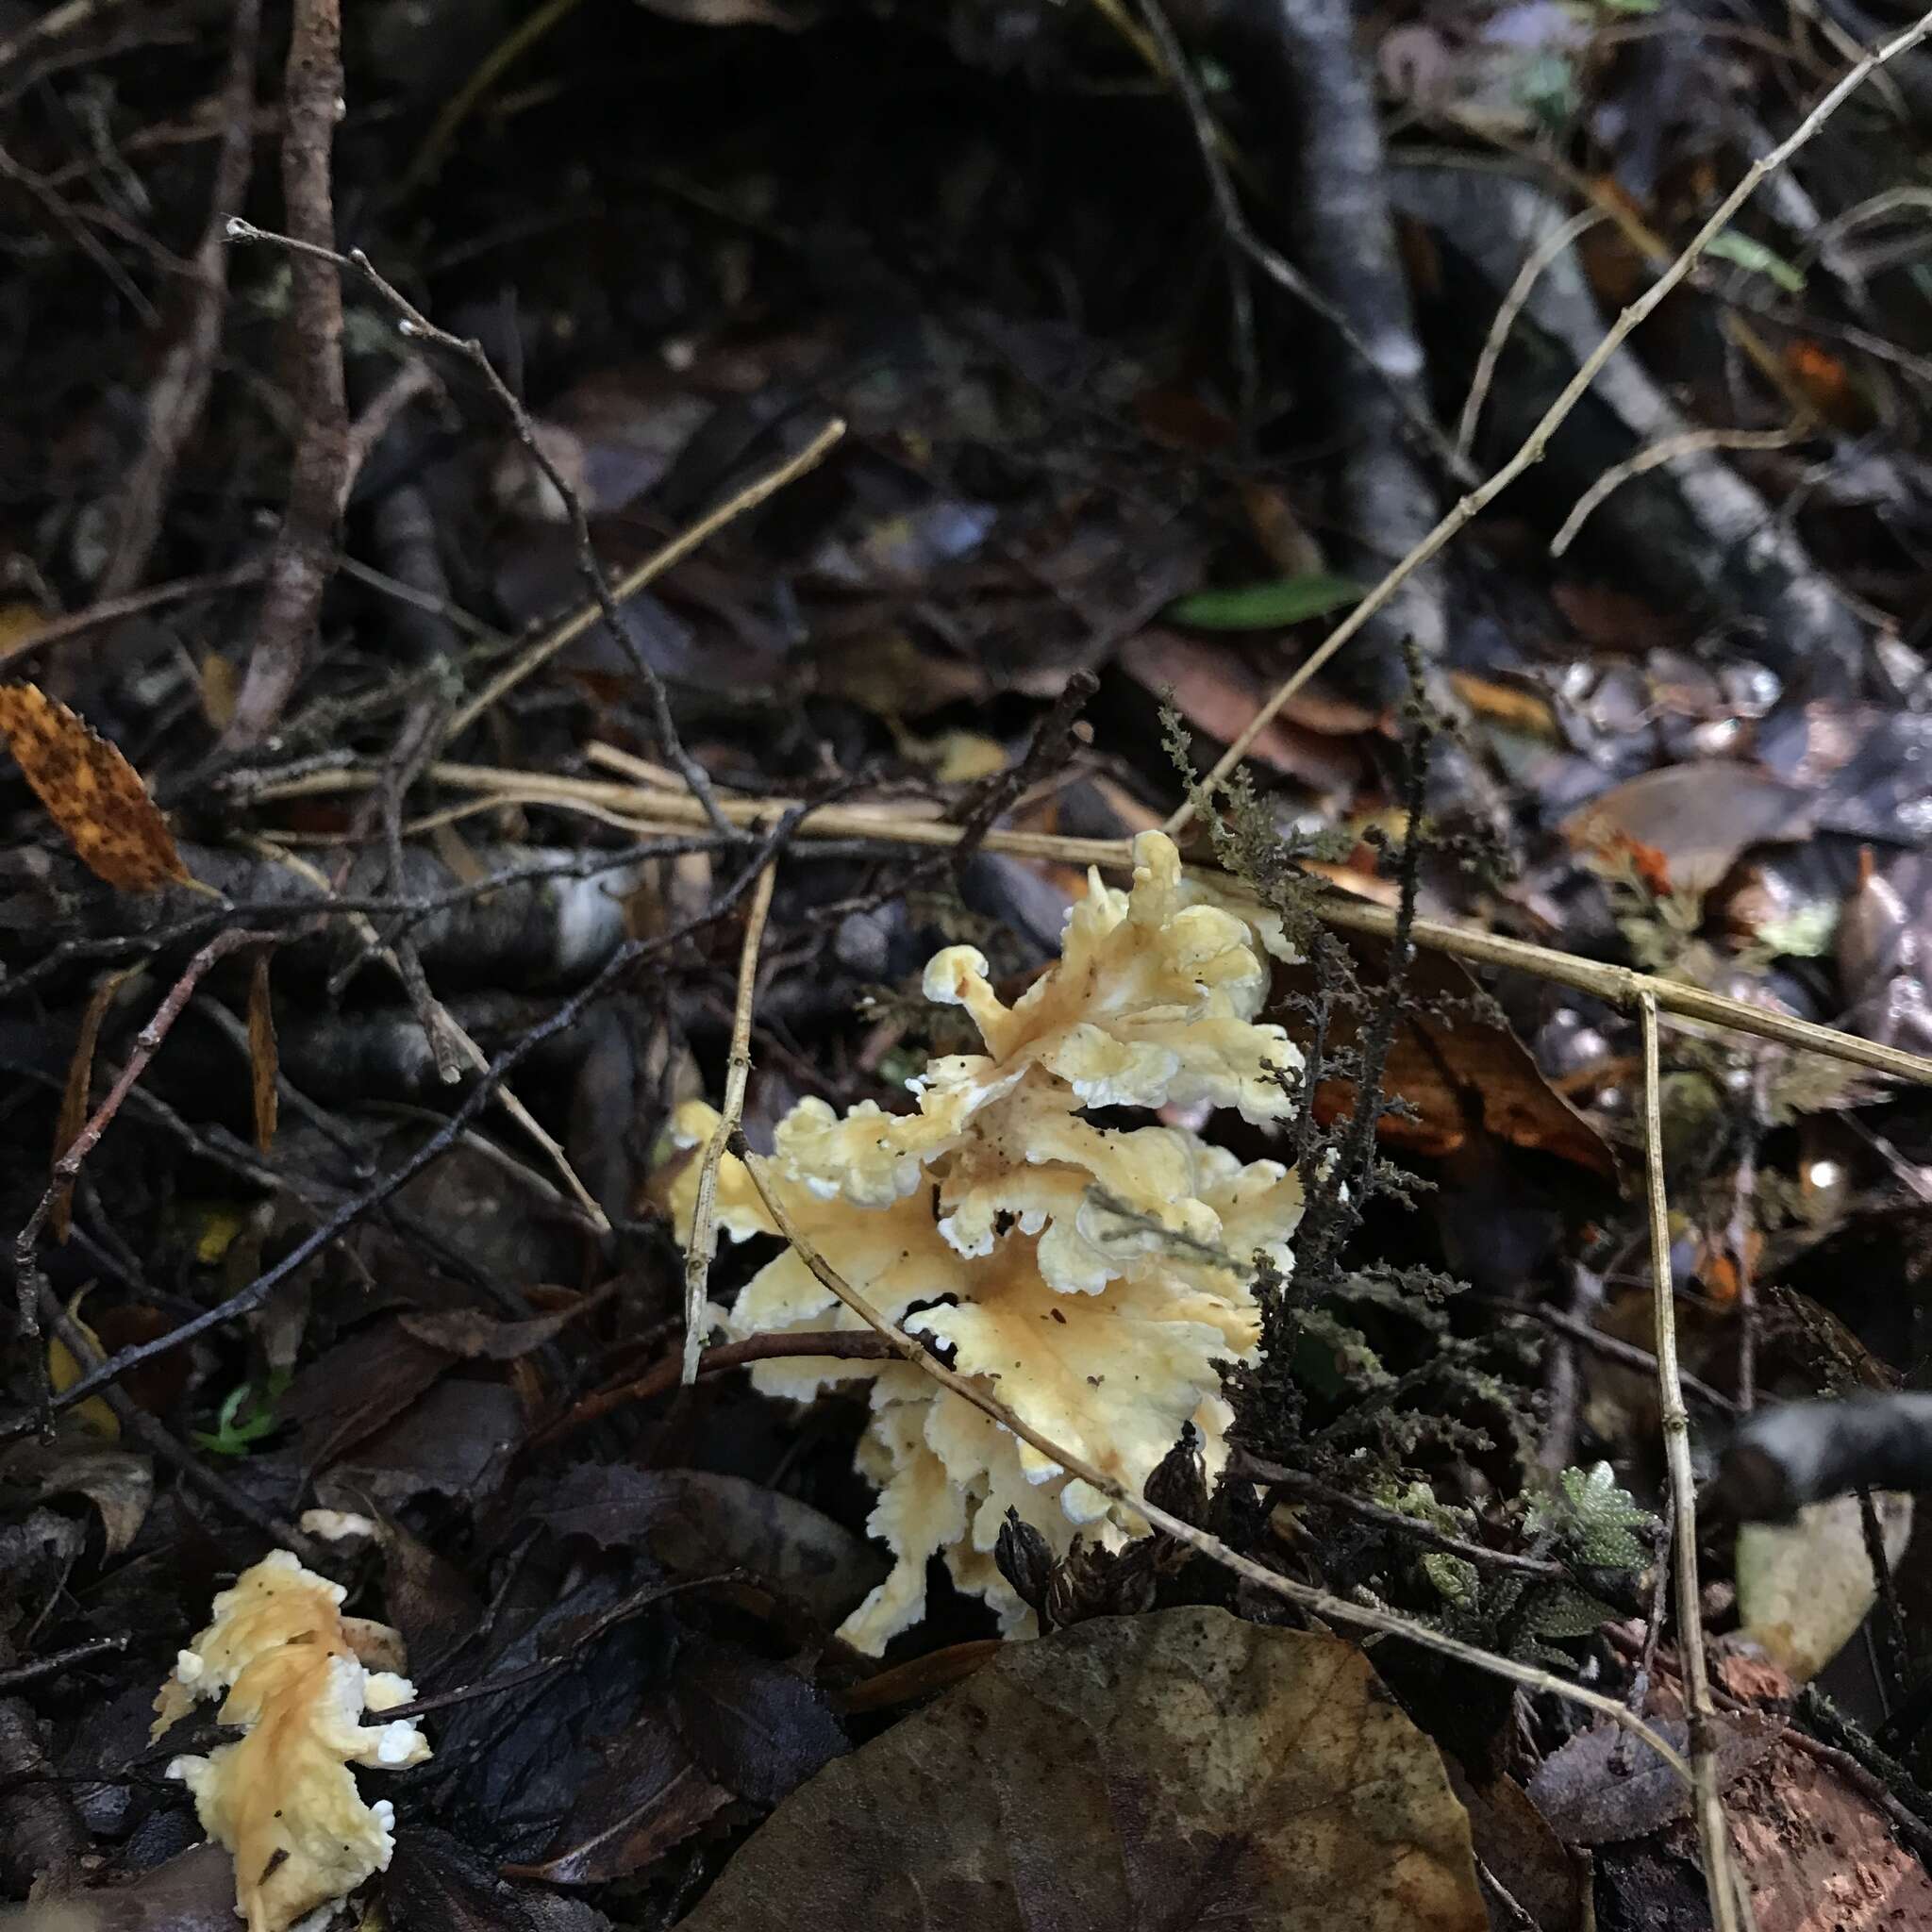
[668,1633,846,1808]
[399,1301,587,1361]
[506,1711,732,1887]
[539,1467,885,1631]
[1838,849,1932,1052]
[385,1828,617,1932]
[374,1514,485,1688]
[678,1607,1486,1932]
[317,1375,524,1511]
[0,1507,85,1641]
[1758,704,1932,845]
[278,1320,454,1474]
[1449,1770,1590,1932]
[1526,1714,1782,1845]
[1,1443,151,1557]
[0,1844,237,1931]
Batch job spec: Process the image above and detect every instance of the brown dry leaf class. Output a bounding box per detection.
[1293,936,1617,1178]
[0,683,190,891]
[1447,1768,1590,1932]
[51,966,141,1241]
[1527,1714,1783,1846]
[1120,629,1378,793]
[1448,671,1559,740]
[678,1605,1488,1932]
[1560,764,1813,895]
[246,951,277,1155]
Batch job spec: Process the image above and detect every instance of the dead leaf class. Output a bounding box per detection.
[506,1713,733,1887]
[538,1465,886,1633]
[0,1440,154,1557]
[387,1830,620,1932]
[633,0,805,29]
[1526,1713,1783,1846]
[1449,671,1559,740]
[1560,764,1814,895]
[668,1633,846,1808]
[1292,936,1617,1178]
[246,950,277,1154]
[0,683,190,891]
[1738,1491,1913,1680]
[50,968,142,1243]
[398,1300,590,1360]
[678,1606,1488,1932]
[46,1290,119,1440]
[1120,629,1375,794]
[1449,1770,1590,1932]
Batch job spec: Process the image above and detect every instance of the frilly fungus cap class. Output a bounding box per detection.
[672,831,1304,1654]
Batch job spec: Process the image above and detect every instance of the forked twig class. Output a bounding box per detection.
[12,928,268,1428]
[1170,0,1932,829]
[1457,208,1606,461]
[731,1137,1692,1784]
[1640,991,1742,1932]
[1551,424,1807,557]
[682,846,780,1383]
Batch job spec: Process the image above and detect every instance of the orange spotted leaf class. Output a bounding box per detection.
[0,682,190,891]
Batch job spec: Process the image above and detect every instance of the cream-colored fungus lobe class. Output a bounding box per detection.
[671,830,1304,1655]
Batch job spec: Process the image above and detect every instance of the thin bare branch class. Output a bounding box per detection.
[254,758,1932,1089]
[682,845,780,1383]
[1640,991,1742,1932]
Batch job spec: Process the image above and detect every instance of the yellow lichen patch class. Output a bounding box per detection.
[154,1551,431,1932]
[671,831,1305,1655]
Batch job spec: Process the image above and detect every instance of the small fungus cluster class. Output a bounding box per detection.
[673,830,1304,1653]
[153,1551,431,1932]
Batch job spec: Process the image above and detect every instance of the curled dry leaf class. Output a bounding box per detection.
[245,951,277,1154]
[1527,1713,1783,1846]
[0,683,190,891]
[1291,935,1616,1178]
[1559,763,1813,895]
[678,1606,1487,1932]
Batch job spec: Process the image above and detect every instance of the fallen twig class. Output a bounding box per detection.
[531,1328,900,1447]
[223,222,844,837]
[1640,991,1741,1932]
[224,0,346,747]
[1237,1455,1571,1581]
[682,843,780,1383]
[1457,208,1605,462]
[11,927,269,1431]
[94,0,261,597]
[1716,1393,1932,1519]
[254,758,1932,1088]
[1551,424,1808,558]
[441,415,847,744]
[0,1637,128,1694]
